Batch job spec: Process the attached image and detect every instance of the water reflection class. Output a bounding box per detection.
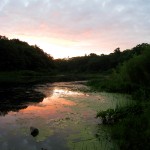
[0,82,87,150]
[0,82,131,150]
[0,86,46,116]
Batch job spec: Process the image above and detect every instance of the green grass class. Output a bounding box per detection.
[88,73,150,150]
[96,102,150,150]
[96,103,143,124]
[110,103,150,150]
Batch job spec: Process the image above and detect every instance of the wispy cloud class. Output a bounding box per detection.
[0,0,150,58]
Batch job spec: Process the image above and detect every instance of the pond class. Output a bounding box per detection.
[0,81,132,150]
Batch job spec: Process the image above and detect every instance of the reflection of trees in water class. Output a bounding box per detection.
[0,105,28,116]
[0,85,47,116]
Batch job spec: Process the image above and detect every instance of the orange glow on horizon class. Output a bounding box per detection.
[1,0,149,60]
[7,34,93,59]
[5,33,114,59]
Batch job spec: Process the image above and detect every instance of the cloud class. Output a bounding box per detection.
[0,0,150,57]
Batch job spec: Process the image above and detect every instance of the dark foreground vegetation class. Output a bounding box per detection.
[88,42,150,98]
[0,35,150,149]
[96,103,150,150]
[88,43,150,149]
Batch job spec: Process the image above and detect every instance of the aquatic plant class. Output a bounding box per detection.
[96,103,150,150]
[96,104,143,124]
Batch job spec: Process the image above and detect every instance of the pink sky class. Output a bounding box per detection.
[0,0,150,58]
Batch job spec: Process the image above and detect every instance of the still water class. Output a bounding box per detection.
[0,81,131,150]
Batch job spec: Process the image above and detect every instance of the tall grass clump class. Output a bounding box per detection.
[96,103,150,150]
[110,103,150,150]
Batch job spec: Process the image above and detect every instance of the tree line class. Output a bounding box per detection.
[55,43,149,73]
[88,42,150,100]
[0,35,149,76]
[0,35,54,71]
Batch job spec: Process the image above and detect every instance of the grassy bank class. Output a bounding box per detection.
[88,78,150,149]
[110,103,150,150]
[87,46,150,149]
[95,102,150,150]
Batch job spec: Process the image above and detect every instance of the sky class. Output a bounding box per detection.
[0,0,150,59]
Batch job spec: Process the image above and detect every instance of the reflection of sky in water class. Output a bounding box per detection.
[0,82,131,150]
[51,88,85,97]
[0,82,91,150]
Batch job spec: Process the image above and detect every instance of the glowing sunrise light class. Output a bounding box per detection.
[7,34,93,59]
[1,0,150,58]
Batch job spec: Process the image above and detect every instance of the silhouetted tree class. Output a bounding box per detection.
[0,36,55,71]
